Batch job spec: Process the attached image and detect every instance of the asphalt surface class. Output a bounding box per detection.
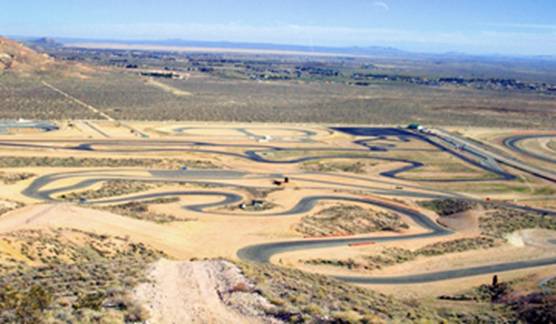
[336,257,556,284]
[436,129,556,183]
[0,127,516,183]
[0,120,58,134]
[21,173,556,285]
[503,134,556,165]
[172,126,319,143]
[237,196,451,263]
[7,126,556,284]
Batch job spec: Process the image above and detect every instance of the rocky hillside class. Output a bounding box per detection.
[0,36,93,77]
[0,36,55,73]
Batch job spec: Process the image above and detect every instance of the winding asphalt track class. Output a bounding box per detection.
[437,129,556,183]
[8,127,556,284]
[0,127,516,183]
[237,196,452,263]
[21,169,556,285]
[503,134,556,165]
[336,257,556,284]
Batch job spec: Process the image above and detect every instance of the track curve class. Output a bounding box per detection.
[336,257,556,284]
[21,169,556,285]
[0,128,516,183]
[7,127,556,285]
[503,134,556,165]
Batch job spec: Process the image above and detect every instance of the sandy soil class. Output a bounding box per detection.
[133,259,276,324]
[0,122,555,303]
[437,209,482,233]
[145,78,192,97]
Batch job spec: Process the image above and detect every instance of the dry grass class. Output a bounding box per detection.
[0,228,164,322]
[2,66,554,127]
[422,198,556,238]
[303,199,555,271]
[417,237,499,255]
[241,262,543,323]
[306,237,498,272]
[59,180,156,201]
[480,207,556,239]
[0,171,35,184]
[438,275,556,323]
[237,261,441,322]
[0,75,97,120]
[0,155,218,169]
[301,161,375,174]
[295,205,408,237]
[0,200,24,217]
[98,197,196,223]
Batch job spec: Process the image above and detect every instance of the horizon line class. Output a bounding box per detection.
[8,34,556,60]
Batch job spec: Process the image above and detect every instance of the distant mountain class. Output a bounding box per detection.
[10,35,556,62]
[45,36,407,57]
[60,38,556,62]
[143,39,409,56]
[29,37,64,50]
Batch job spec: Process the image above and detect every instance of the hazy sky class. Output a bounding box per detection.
[2,0,555,55]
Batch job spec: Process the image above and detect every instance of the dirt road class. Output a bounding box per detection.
[133,259,272,324]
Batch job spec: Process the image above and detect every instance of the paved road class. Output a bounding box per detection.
[0,128,515,183]
[172,126,319,143]
[435,129,556,183]
[7,126,556,284]
[503,134,556,165]
[21,167,556,285]
[335,257,556,284]
[0,120,58,134]
[237,196,451,263]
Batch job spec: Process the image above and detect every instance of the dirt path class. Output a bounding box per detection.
[42,80,149,137]
[146,78,192,96]
[41,80,115,121]
[133,259,272,324]
[74,120,111,138]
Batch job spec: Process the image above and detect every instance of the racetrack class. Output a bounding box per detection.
[503,134,556,165]
[21,168,556,285]
[5,126,556,285]
[171,126,320,143]
[335,257,556,284]
[0,127,518,183]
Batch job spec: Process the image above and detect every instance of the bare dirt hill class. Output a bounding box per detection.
[0,36,93,77]
[0,36,54,73]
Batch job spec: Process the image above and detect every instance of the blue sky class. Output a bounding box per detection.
[2,0,555,55]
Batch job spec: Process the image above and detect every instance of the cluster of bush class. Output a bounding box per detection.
[295,205,409,237]
[0,228,165,322]
[238,261,441,322]
[439,276,556,323]
[99,197,196,223]
[0,155,218,169]
[304,197,556,273]
[59,180,156,201]
[0,171,35,184]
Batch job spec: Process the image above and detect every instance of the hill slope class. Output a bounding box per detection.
[0,36,55,73]
[0,36,93,77]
